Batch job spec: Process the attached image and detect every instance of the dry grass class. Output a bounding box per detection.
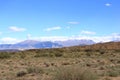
[0,42,120,80]
[53,66,98,80]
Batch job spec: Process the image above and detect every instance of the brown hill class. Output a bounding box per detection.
[25,41,120,56]
[84,41,120,50]
[68,41,120,50]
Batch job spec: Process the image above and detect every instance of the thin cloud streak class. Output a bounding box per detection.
[105,3,111,7]
[9,26,26,32]
[0,37,19,44]
[0,33,120,44]
[81,30,96,35]
[68,22,79,24]
[45,26,61,31]
[30,33,120,42]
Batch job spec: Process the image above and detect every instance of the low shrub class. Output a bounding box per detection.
[26,66,44,74]
[19,52,26,59]
[106,65,120,77]
[34,52,63,58]
[53,66,99,80]
[34,52,52,57]
[0,52,11,59]
[16,70,27,77]
[108,70,119,77]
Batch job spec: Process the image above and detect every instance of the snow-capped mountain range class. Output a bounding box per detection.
[0,39,95,50]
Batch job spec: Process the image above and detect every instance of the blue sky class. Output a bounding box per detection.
[0,0,120,43]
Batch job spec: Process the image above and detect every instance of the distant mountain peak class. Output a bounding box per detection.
[0,40,62,50]
[55,39,95,47]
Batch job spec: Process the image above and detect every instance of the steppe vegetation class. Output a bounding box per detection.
[0,42,120,80]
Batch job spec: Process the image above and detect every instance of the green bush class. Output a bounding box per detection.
[19,52,26,59]
[108,70,119,77]
[53,52,63,57]
[34,51,63,58]
[0,52,11,59]
[85,49,93,52]
[53,66,99,80]
[26,66,44,74]
[34,52,52,57]
[99,50,106,55]
[106,65,120,77]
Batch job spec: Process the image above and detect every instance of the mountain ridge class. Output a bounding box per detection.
[0,39,95,50]
[0,40,62,50]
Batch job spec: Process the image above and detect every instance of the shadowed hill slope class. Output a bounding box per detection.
[84,41,120,50]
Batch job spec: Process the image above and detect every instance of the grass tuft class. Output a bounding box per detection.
[53,66,99,80]
[0,52,11,59]
[26,66,44,74]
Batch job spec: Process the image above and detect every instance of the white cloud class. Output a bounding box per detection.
[68,22,79,24]
[88,36,112,42]
[111,33,120,36]
[0,33,120,44]
[34,33,120,42]
[30,36,68,42]
[32,33,120,43]
[105,3,111,7]
[0,37,20,44]
[9,26,26,32]
[78,33,120,42]
[39,36,69,41]
[0,35,112,44]
[81,30,96,35]
[31,35,112,43]
[111,33,120,41]
[45,26,61,31]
